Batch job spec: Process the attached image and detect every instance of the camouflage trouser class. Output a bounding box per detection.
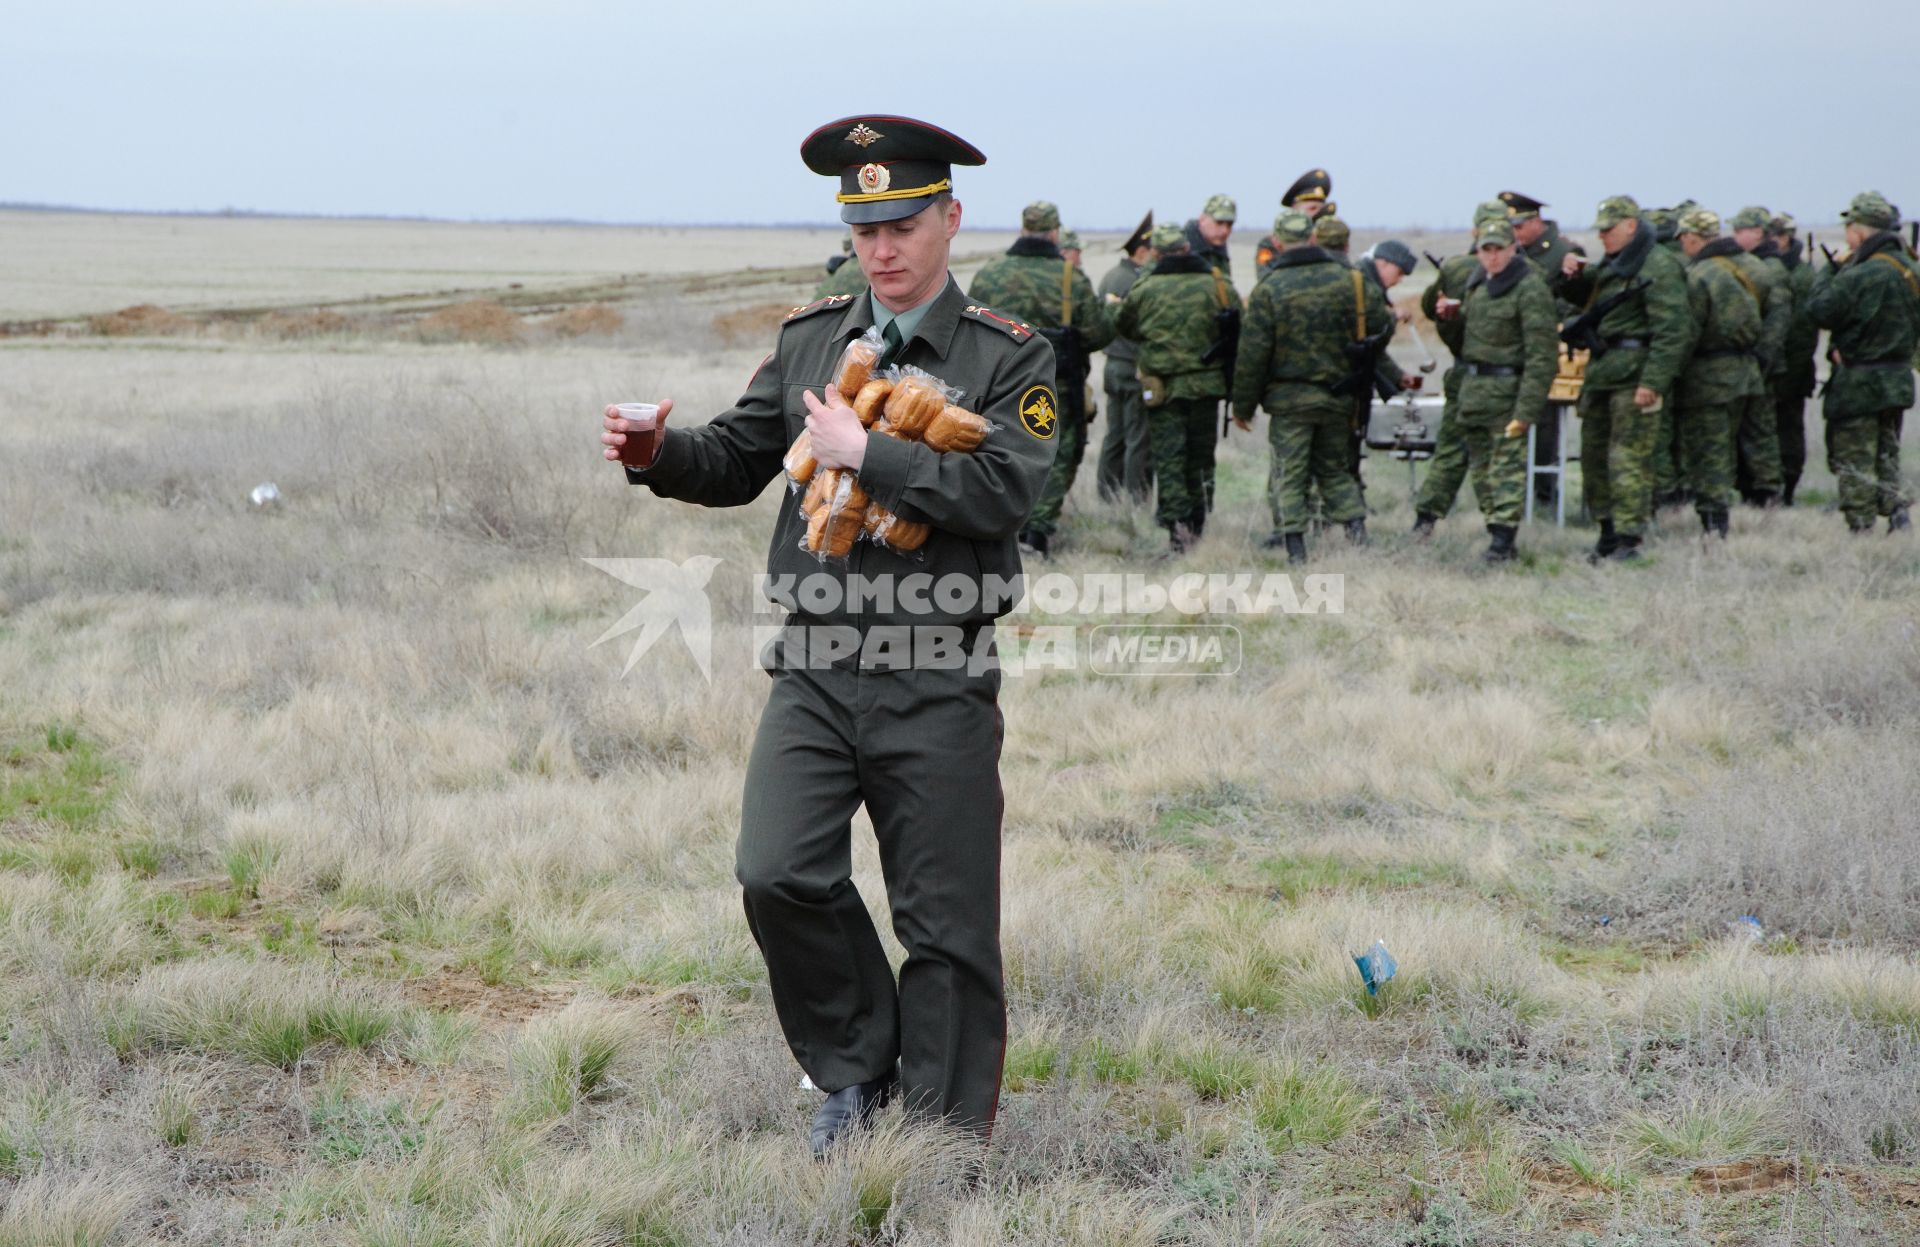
[1273,395,1365,535]
[1413,370,1469,519]
[1096,358,1153,502]
[1825,409,1907,529]
[1775,392,1808,498]
[1149,397,1217,529]
[1579,386,1659,538]
[1026,412,1086,537]
[1675,401,1737,516]
[1734,387,1784,498]
[1651,402,1688,502]
[1459,378,1528,527]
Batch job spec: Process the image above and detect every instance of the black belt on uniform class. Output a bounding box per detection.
[1603,337,1648,350]
[1459,362,1520,377]
[1845,358,1914,372]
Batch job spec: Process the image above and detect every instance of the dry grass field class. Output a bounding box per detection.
[2,208,1918,1245]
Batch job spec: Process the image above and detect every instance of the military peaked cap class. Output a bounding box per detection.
[800,114,986,225]
[1497,190,1547,220]
[1281,168,1332,207]
[1121,210,1154,253]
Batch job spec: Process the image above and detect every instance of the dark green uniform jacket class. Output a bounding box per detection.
[1806,230,1920,418]
[1675,238,1766,408]
[1230,245,1391,421]
[1115,253,1244,401]
[1561,217,1693,396]
[1183,219,1233,277]
[1358,257,1411,396]
[1775,240,1819,399]
[1742,244,1793,375]
[1458,259,1559,423]
[1519,219,1586,303]
[1097,257,1145,366]
[627,279,1058,626]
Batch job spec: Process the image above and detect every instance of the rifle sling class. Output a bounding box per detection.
[1709,256,1761,307]
[1060,259,1073,328]
[1869,252,1920,302]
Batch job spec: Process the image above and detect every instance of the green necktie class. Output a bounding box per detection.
[879,318,905,369]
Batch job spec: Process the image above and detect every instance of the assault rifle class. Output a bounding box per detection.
[1331,327,1397,398]
[1035,326,1089,423]
[1200,305,1242,437]
[1558,280,1649,359]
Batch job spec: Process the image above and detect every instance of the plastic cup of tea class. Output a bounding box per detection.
[614,402,660,431]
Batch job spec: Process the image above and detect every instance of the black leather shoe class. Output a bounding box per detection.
[809,1075,896,1158]
[1284,532,1308,565]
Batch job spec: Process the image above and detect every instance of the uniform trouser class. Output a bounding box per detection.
[1651,403,1687,502]
[736,657,1006,1135]
[1150,396,1217,529]
[1459,378,1528,527]
[1414,372,1469,519]
[1579,386,1659,538]
[1734,386,1784,498]
[1531,403,1562,501]
[1675,400,1737,516]
[1025,413,1087,537]
[1097,360,1153,502]
[1825,409,1907,529]
[1274,395,1365,535]
[1776,392,1808,498]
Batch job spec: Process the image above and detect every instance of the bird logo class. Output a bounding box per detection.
[1018,386,1057,440]
[583,555,723,681]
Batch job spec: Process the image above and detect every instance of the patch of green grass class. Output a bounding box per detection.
[307,1087,435,1165]
[1549,1138,1636,1192]
[401,1010,476,1069]
[1249,852,1456,901]
[1632,1097,1782,1161]
[507,1004,631,1121]
[1166,1040,1262,1101]
[314,997,398,1049]
[224,833,278,899]
[1,722,118,836]
[114,838,164,878]
[188,888,246,920]
[1072,1034,1143,1085]
[1209,945,1290,1015]
[1250,1061,1375,1151]
[1543,938,1650,978]
[1001,1032,1060,1091]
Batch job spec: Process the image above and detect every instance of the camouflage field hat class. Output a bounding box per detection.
[1312,215,1350,249]
[1149,222,1188,251]
[1767,212,1797,236]
[1272,209,1313,243]
[1841,191,1899,229]
[1677,207,1721,237]
[1059,229,1082,252]
[1203,193,1237,223]
[1729,205,1771,231]
[1022,200,1061,231]
[1473,200,1510,228]
[1476,218,1517,248]
[1594,195,1641,230]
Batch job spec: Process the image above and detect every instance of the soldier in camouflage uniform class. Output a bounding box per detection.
[1727,206,1791,505]
[1805,191,1920,533]
[815,233,870,299]
[1767,214,1820,504]
[1449,218,1559,562]
[1183,194,1236,277]
[1415,201,1525,533]
[1672,208,1766,538]
[1096,212,1156,503]
[1232,209,1389,563]
[969,200,1114,556]
[1501,191,1587,505]
[1559,195,1694,561]
[1645,202,1697,504]
[1254,170,1335,272]
[1117,222,1244,552]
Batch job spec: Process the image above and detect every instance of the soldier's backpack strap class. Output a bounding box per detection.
[1059,260,1074,328]
[1868,252,1920,302]
[1209,266,1231,311]
[1709,256,1761,307]
[1349,269,1367,341]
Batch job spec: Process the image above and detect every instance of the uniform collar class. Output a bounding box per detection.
[840,275,965,362]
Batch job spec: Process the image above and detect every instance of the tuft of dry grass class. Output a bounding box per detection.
[414,299,523,344]
[542,302,624,338]
[87,302,191,336]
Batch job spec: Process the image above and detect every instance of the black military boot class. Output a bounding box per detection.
[1587,519,1618,564]
[1750,490,1778,509]
[1891,508,1912,534]
[1188,508,1207,540]
[1259,531,1288,549]
[1482,524,1517,563]
[1781,476,1799,507]
[1344,517,1369,547]
[1709,510,1729,539]
[809,1074,897,1159]
[1283,532,1308,565]
[1018,528,1049,558]
[1412,512,1437,538]
[1606,534,1642,562]
[1166,522,1191,555]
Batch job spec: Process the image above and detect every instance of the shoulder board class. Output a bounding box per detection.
[783,293,856,323]
[961,303,1035,342]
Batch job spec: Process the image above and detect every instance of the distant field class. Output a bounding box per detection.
[1,210,1916,1246]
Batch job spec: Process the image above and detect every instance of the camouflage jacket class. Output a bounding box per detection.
[1182,219,1233,277]
[1115,254,1243,401]
[1806,230,1920,418]
[1560,218,1693,396]
[968,237,1114,381]
[1775,240,1819,397]
[814,257,869,300]
[1675,238,1766,407]
[1457,259,1559,423]
[1744,242,1794,376]
[1230,246,1390,420]
[1097,256,1145,363]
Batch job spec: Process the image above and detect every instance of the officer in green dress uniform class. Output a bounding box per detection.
[600,114,1057,1156]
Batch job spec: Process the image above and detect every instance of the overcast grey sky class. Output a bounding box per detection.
[5,0,1916,231]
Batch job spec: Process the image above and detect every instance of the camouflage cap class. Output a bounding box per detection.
[1729,205,1771,231]
[1473,199,1510,228]
[1594,195,1641,230]
[1373,239,1417,275]
[1674,199,1699,213]
[1475,218,1517,249]
[1312,215,1350,250]
[1841,190,1899,229]
[1021,200,1061,231]
[1767,212,1797,236]
[1272,209,1314,244]
[1676,207,1721,238]
[1059,229,1082,252]
[1149,221,1188,252]
[1203,193,1237,223]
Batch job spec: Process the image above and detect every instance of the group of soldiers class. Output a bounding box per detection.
[817,172,1920,563]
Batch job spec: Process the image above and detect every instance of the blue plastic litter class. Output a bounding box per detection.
[1354,940,1397,996]
[1734,915,1764,941]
